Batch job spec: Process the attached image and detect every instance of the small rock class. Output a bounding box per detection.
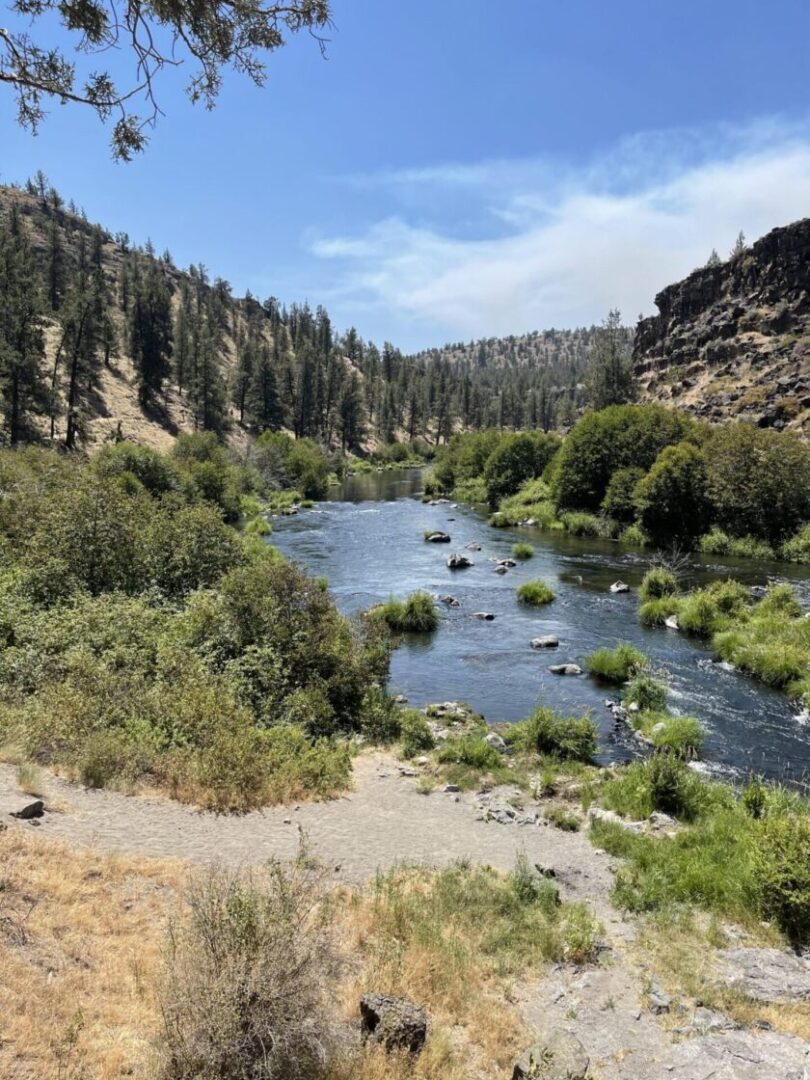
[465,542,482,551]
[443,783,461,793]
[648,984,671,1014]
[425,531,451,543]
[498,558,517,568]
[447,553,473,570]
[531,635,559,649]
[664,614,680,630]
[610,581,630,594]
[512,1031,589,1080]
[485,731,507,752]
[393,694,409,704]
[359,993,428,1054]
[534,864,557,878]
[439,594,460,607]
[10,800,44,820]
[474,611,496,620]
[549,664,582,676]
[494,565,509,574]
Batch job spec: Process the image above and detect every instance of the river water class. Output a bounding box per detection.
[271,468,810,787]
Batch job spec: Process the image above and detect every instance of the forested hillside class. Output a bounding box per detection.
[409,326,633,430]
[0,177,611,453]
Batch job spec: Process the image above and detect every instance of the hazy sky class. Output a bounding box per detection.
[2,0,810,349]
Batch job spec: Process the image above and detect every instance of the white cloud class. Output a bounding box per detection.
[309,120,810,348]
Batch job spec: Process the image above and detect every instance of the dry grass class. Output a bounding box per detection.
[0,828,185,1080]
[637,913,810,1044]
[0,830,572,1080]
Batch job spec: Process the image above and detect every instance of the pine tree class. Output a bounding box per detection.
[0,207,47,442]
[586,309,636,410]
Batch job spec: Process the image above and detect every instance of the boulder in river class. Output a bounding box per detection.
[465,542,482,551]
[549,663,582,676]
[531,635,559,649]
[439,594,460,607]
[494,564,509,574]
[609,580,630,593]
[474,611,495,620]
[447,553,473,569]
[498,558,517,568]
[664,614,680,630]
[424,531,451,543]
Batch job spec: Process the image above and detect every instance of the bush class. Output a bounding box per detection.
[512,542,534,560]
[507,707,597,761]
[635,441,711,547]
[640,713,704,758]
[399,709,436,758]
[586,643,647,683]
[436,735,502,771]
[601,756,708,822]
[624,674,668,712]
[156,856,336,1080]
[373,591,438,633]
[699,529,775,560]
[781,524,810,564]
[620,523,648,548]
[483,432,560,507]
[753,813,810,943]
[639,567,678,601]
[554,405,696,513]
[560,511,601,537]
[601,466,645,524]
[639,596,682,627]
[516,580,555,606]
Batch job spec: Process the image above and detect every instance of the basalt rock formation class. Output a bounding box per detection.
[634,218,810,433]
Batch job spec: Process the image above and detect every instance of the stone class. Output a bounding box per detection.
[718,947,810,1003]
[393,694,408,704]
[609,580,630,594]
[424,531,451,543]
[654,1029,810,1078]
[465,542,481,551]
[359,993,427,1054]
[485,731,507,752]
[494,564,509,574]
[531,635,559,649]
[439,594,460,607]
[10,800,44,820]
[548,664,582,676]
[664,614,680,630]
[498,558,518,568]
[447,553,473,569]
[443,783,461,793]
[512,1030,589,1079]
[474,611,495,620]
[648,984,671,1014]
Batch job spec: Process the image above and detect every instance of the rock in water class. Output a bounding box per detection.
[439,594,460,607]
[424,531,451,543]
[609,580,630,594]
[447,553,473,569]
[664,614,680,630]
[359,993,428,1053]
[531,635,559,649]
[473,611,495,620]
[10,800,44,820]
[494,564,509,574]
[549,663,582,676]
[512,1031,589,1079]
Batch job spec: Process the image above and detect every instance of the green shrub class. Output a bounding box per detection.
[624,674,668,712]
[436,735,502,771]
[586,643,647,683]
[753,813,810,943]
[483,432,561,507]
[601,757,710,821]
[742,777,767,819]
[701,530,775,559]
[512,542,534,560]
[601,466,646,524]
[781,524,810,563]
[544,805,580,831]
[639,597,682,627]
[507,707,597,762]
[399,710,436,758]
[516,580,555,606]
[635,441,711,546]
[699,528,732,555]
[639,567,678,601]
[560,511,601,537]
[637,713,704,758]
[373,591,439,633]
[620,523,648,548]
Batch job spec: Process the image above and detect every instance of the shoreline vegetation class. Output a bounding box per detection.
[423,404,810,563]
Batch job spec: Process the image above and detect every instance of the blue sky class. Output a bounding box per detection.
[2,0,810,349]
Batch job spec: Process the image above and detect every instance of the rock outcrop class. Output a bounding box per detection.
[634,218,810,433]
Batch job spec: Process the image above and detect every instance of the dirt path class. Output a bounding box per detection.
[0,754,615,907]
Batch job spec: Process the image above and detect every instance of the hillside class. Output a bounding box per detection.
[0,179,610,454]
[634,219,810,433]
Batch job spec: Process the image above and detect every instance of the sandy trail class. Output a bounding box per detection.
[1,753,615,906]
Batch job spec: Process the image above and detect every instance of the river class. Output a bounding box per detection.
[270,468,810,788]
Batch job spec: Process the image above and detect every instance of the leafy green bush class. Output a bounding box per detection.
[639,596,682,627]
[635,441,711,546]
[586,643,647,683]
[601,466,645,524]
[512,542,534,560]
[507,707,597,761]
[781,524,810,563]
[436,735,502,771]
[700,529,774,559]
[560,511,601,537]
[483,432,561,507]
[516,580,555,606]
[620,523,648,548]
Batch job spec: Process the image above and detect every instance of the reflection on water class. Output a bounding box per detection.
[271,468,810,787]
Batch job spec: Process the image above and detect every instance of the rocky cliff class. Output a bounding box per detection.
[634,219,810,433]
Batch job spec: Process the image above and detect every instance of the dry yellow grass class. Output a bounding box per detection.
[0,828,185,1080]
[0,831,540,1080]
